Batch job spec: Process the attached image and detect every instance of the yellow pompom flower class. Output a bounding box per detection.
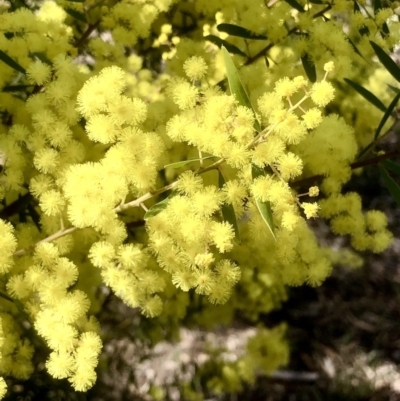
[141,295,163,318]
[215,259,241,285]
[208,281,232,304]
[365,210,388,232]
[85,114,118,144]
[177,170,203,196]
[302,202,320,218]
[257,92,284,120]
[277,152,303,181]
[53,258,79,288]
[310,81,335,107]
[371,230,393,253]
[45,80,72,105]
[69,368,97,392]
[302,108,322,129]
[323,61,335,73]
[275,77,299,98]
[222,179,247,209]
[89,241,116,268]
[274,112,307,145]
[194,252,215,267]
[0,220,17,273]
[210,221,235,253]
[193,267,215,295]
[54,291,90,324]
[108,96,147,126]
[26,60,52,85]
[308,186,319,197]
[6,274,31,299]
[34,243,60,267]
[0,377,7,399]
[169,79,199,110]
[281,210,300,231]
[183,56,208,80]
[117,244,145,269]
[172,268,196,291]
[40,190,65,216]
[166,114,190,142]
[252,137,286,167]
[46,350,75,379]
[191,186,224,217]
[33,148,60,174]
[25,265,47,291]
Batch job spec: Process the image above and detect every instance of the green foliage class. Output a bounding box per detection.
[379,166,400,206]
[344,78,387,112]
[217,23,268,40]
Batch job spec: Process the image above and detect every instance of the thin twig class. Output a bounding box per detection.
[244,4,332,67]
[73,20,101,49]
[292,149,400,189]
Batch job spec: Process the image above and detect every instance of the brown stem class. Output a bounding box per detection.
[292,150,400,189]
[0,193,33,219]
[74,20,101,48]
[244,4,332,67]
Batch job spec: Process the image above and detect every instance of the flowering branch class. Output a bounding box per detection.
[244,5,332,66]
[292,149,400,189]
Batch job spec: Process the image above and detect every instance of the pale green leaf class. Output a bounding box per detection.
[218,171,241,244]
[251,165,276,239]
[0,50,26,74]
[374,91,400,140]
[381,160,400,175]
[205,35,247,57]
[217,23,268,40]
[144,191,177,220]
[221,46,261,131]
[379,166,400,206]
[370,41,400,83]
[344,78,386,112]
[164,156,217,169]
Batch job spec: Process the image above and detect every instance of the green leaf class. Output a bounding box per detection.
[0,291,30,321]
[205,35,247,57]
[301,53,317,83]
[347,36,366,61]
[373,0,390,37]
[379,166,400,205]
[255,199,276,240]
[30,51,52,65]
[283,0,305,12]
[65,8,87,23]
[387,84,400,94]
[218,171,241,244]
[144,191,178,220]
[353,2,370,35]
[344,78,387,112]
[0,50,26,74]
[251,165,276,240]
[357,141,374,159]
[373,0,381,11]
[381,22,390,36]
[381,160,400,175]
[217,23,268,40]
[221,46,261,131]
[370,41,400,83]
[164,156,217,169]
[2,84,34,92]
[374,91,400,140]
